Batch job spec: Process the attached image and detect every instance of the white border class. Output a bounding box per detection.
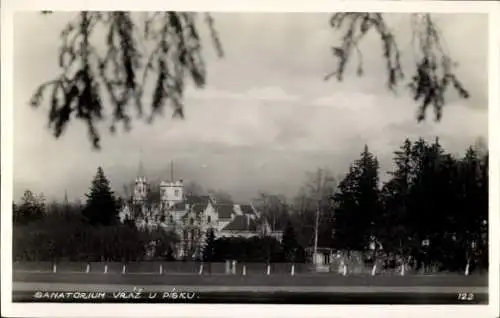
[2,1,500,318]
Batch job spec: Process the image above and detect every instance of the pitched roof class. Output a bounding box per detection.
[240,204,256,215]
[192,203,207,214]
[222,215,259,232]
[216,204,234,219]
[185,195,211,205]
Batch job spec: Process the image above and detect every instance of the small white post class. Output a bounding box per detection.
[342,264,347,276]
[104,265,108,274]
[400,263,405,276]
[371,264,377,276]
[198,264,204,275]
[52,263,57,273]
[122,264,126,275]
[231,261,236,275]
[266,264,271,275]
[159,264,163,275]
[86,263,90,274]
[242,265,246,276]
[465,260,470,276]
[291,264,295,276]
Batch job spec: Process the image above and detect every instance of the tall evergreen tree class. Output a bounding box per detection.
[380,138,413,254]
[333,145,381,251]
[453,147,488,270]
[281,221,299,263]
[83,167,119,226]
[406,139,442,243]
[356,145,382,243]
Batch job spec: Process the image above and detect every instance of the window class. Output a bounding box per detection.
[207,215,212,223]
[174,189,179,197]
[190,218,194,225]
[169,215,174,223]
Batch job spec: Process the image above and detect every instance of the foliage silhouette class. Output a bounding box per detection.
[32,12,468,149]
[83,166,120,226]
[31,12,223,149]
[327,13,469,122]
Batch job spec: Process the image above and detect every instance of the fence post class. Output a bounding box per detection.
[400,263,405,276]
[266,264,271,275]
[86,263,90,274]
[465,260,470,276]
[122,264,126,275]
[104,265,108,274]
[342,263,347,276]
[290,264,295,276]
[198,264,204,275]
[52,263,57,273]
[160,264,163,275]
[371,263,377,276]
[242,265,246,276]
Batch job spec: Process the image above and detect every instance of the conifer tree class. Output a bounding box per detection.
[333,145,381,251]
[281,221,299,263]
[380,138,413,254]
[83,167,119,226]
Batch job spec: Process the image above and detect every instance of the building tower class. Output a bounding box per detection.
[133,159,148,204]
[160,160,184,208]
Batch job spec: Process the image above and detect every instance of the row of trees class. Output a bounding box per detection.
[13,167,162,262]
[254,138,488,271]
[201,224,305,265]
[13,137,488,272]
[13,167,302,263]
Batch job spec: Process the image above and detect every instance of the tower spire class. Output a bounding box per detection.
[170,160,174,182]
[138,149,145,179]
[64,189,69,205]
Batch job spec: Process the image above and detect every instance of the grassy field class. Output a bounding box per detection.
[13,271,488,286]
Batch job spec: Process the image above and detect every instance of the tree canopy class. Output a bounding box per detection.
[12,139,488,272]
[82,166,120,225]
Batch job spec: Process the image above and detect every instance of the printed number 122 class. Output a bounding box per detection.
[457,293,474,301]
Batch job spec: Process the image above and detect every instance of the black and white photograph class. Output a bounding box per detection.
[2,1,499,317]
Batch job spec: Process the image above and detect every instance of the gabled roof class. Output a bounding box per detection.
[240,204,256,215]
[222,215,259,232]
[216,204,234,219]
[185,195,211,206]
[192,203,207,214]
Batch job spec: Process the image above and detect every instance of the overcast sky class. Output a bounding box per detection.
[13,12,488,203]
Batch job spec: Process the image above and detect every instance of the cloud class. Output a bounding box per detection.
[244,86,301,102]
[186,85,301,103]
[13,12,488,203]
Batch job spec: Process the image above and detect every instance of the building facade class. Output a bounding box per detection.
[119,174,277,259]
